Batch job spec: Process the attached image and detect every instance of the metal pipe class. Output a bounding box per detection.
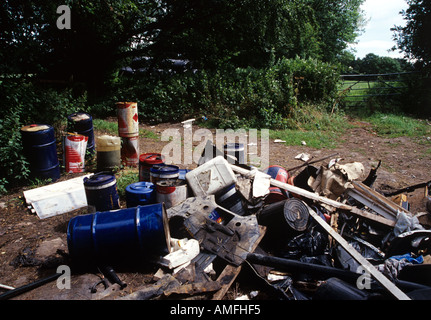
[0,272,61,300]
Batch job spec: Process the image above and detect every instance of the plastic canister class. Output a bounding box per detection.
[83,173,120,212]
[150,164,179,184]
[139,153,165,182]
[67,112,95,154]
[186,156,237,197]
[20,124,61,182]
[96,135,121,172]
[125,181,156,208]
[66,203,171,264]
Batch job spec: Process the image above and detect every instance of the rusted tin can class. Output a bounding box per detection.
[117,102,139,137]
[156,179,188,209]
[139,153,165,182]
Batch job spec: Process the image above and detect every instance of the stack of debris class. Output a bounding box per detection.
[9,125,431,301]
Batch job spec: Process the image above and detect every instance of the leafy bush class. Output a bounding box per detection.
[0,80,86,193]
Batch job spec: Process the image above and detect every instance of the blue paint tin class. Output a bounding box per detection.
[83,173,120,212]
[20,124,60,182]
[125,181,156,208]
[66,203,171,263]
[150,164,179,183]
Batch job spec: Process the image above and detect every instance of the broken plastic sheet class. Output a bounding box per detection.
[394,210,424,237]
[23,174,93,219]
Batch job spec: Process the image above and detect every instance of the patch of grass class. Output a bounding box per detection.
[115,168,139,199]
[140,128,159,140]
[364,113,431,138]
[93,118,118,136]
[92,119,159,140]
[270,103,353,149]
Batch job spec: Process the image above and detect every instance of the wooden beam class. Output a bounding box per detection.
[306,205,411,300]
[229,164,396,228]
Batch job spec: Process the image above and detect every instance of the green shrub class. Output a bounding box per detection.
[0,80,86,193]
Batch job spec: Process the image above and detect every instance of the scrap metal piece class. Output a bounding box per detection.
[168,196,261,266]
[346,181,409,221]
[23,174,93,219]
[184,204,262,266]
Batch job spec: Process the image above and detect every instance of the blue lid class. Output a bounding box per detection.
[150,164,179,175]
[126,181,155,194]
[150,164,166,174]
[84,173,116,186]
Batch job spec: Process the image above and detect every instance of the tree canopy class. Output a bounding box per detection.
[392,0,431,69]
[0,0,365,94]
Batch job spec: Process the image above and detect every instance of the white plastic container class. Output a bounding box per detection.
[186,156,237,197]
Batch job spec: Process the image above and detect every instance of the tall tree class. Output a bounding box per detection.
[0,0,366,94]
[392,0,431,69]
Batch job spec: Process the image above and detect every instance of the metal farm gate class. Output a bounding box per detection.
[337,72,421,106]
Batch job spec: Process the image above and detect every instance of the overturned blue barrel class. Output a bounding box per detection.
[83,173,120,212]
[126,181,156,208]
[67,112,95,154]
[66,203,171,263]
[20,124,60,182]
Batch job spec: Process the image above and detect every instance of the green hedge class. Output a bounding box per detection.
[108,57,340,129]
[0,57,340,193]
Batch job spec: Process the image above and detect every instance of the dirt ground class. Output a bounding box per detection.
[1,117,430,300]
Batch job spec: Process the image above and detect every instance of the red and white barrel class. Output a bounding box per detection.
[121,136,139,167]
[64,133,88,173]
[117,102,139,137]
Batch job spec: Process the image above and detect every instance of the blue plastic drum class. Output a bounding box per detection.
[20,124,60,182]
[66,203,171,263]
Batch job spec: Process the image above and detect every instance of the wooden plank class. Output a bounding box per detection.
[306,205,411,300]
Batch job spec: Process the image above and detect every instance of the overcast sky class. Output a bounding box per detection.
[348,0,409,59]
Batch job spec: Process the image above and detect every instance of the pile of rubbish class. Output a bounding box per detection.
[5,106,431,301]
